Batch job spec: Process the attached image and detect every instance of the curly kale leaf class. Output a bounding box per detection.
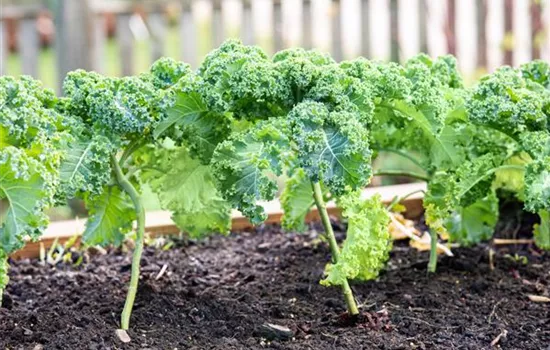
[171,198,231,239]
[138,146,231,237]
[212,120,289,224]
[0,75,69,173]
[146,57,192,89]
[0,148,49,253]
[59,133,113,198]
[424,154,505,236]
[197,40,285,120]
[520,131,550,159]
[289,101,372,195]
[64,58,190,142]
[521,60,550,89]
[82,186,136,247]
[467,67,549,136]
[154,91,231,163]
[524,157,550,213]
[445,193,499,246]
[321,193,391,286]
[280,168,316,232]
[345,55,466,171]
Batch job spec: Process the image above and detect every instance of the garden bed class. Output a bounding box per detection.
[1,207,548,349]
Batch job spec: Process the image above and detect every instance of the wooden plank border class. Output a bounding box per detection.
[11,183,426,259]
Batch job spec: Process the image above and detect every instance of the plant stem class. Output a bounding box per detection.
[119,139,145,166]
[428,229,438,273]
[311,182,359,316]
[0,253,8,307]
[111,155,145,330]
[373,169,431,182]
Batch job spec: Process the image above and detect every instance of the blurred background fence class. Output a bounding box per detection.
[1,0,549,93]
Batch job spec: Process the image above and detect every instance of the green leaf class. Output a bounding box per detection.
[524,157,550,213]
[290,101,372,195]
[493,154,529,195]
[389,100,462,169]
[0,149,48,253]
[446,194,499,246]
[155,91,230,162]
[82,186,136,247]
[321,193,391,286]
[212,120,289,224]
[534,210,550,250]
[0,250,8,294]
[59,134,112,197]
[171,199,231,239]
[281,168,315,232]
[139,146,232,237]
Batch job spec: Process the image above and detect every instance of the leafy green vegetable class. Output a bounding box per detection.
[83,186,136,247]
[0,75,69,302]
[322,194,391,286]
[445,194,499,246]
[281,168,315,232]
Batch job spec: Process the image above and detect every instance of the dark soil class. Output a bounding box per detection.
[1,215,549,349]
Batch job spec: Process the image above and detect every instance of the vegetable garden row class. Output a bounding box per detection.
[1,40,549,339]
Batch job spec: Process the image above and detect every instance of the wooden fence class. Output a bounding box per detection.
[0,0,549,92]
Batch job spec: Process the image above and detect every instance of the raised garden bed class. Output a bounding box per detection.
[1,196,548,349]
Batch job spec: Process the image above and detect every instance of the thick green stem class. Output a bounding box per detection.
[0,253,9,307]
[311,182,359,316]
[428,229,438,273]
[373,169,430,182]
[111,155,145,330]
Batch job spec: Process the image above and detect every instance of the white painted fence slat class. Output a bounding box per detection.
[242,0,254,45]
[19,18,38,77]
[149,12,166,62]
[418,0,428,53]
[117,13,134,76]
[91,14,105,73]
[273,0,283,53]
[181,0,197,68]
[0,20,6,75]
[302,0,312,49]
[212,0,224,48]
[389,0,399,61]
[331,0,342,61]
[360,0,370,57]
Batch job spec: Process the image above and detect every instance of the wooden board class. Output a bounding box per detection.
[11,183,426,259]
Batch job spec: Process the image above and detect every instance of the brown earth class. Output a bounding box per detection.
[1,204,549,349]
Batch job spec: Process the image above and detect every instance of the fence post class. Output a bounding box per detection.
[360,0,370,58]
[19,17,38,77]
[331,0,342,61]
[117,13,134,76]
[272,0,283,53]
[54,0,93,93]
[149,11,166,62]
[242,0,254,45]
[212,0,223,48]
[181,0,197,68]
[445,0,456,56]
[418,0,428,54]
[530,0,543,59]
[91,14,105,73]
[0,19,6,76]
[389,0,399,62]
[503,0,514,65]
[302,0,312,49]
[476,0,488,69]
